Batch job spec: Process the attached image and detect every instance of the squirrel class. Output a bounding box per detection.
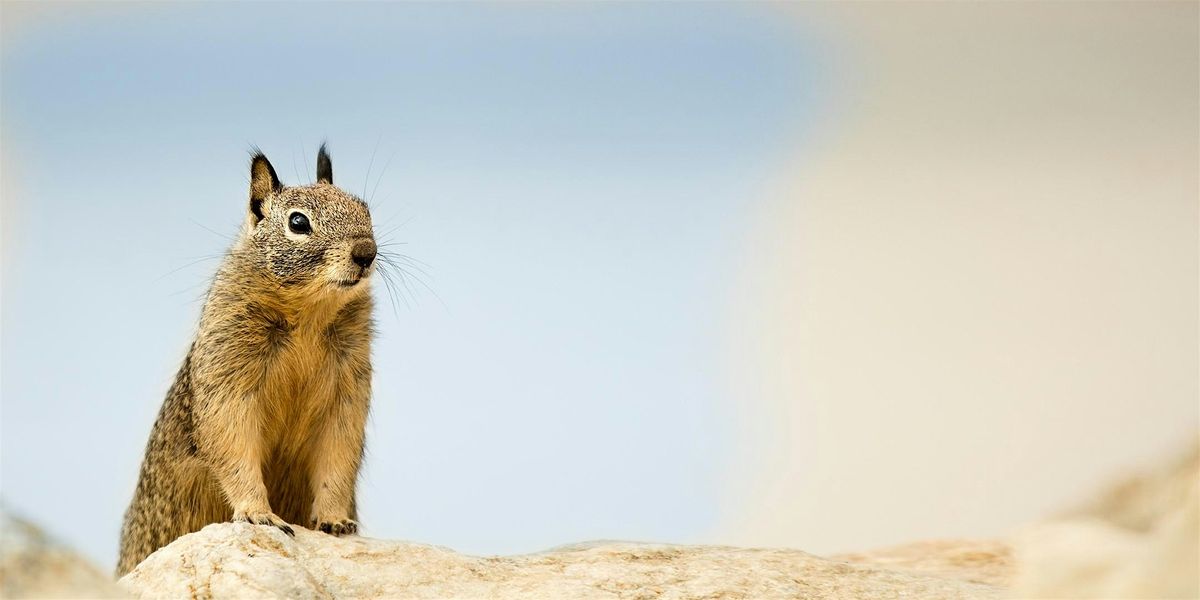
[117,145,376,576]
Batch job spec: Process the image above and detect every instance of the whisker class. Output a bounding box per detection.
[363,134,382,201]
[378,248,433,271]
[380,256,417,306]
[377,216,416,243]
[301,141,311,184]
[378,252,434,281]
[155,255,223,282]
[189,218,236,242]
[373,259,407,317]
[291,149,302,186]
[374,256,408,303]
[369,149,399,206]
[377,253,446,311]
[373,210,411,239]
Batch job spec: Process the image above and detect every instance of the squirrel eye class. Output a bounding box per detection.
[288,212,312,235]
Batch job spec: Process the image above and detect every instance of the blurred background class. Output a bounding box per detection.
[1,1,1195,573]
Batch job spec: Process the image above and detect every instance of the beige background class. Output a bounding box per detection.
[721,2,1198,553]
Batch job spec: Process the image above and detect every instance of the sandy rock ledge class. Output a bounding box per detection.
[118,523,1004,600]
[0,509,125,599]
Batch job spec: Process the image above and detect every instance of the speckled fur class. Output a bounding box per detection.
[117,147,376,576]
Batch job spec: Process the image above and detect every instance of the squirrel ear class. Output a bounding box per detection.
[249,151,282,222]
[316,143,333,184]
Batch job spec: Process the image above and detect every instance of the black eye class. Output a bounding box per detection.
[288,212,311,235]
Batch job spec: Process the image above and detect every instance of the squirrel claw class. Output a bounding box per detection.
[234,511,294,537]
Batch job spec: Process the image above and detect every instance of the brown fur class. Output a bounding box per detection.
[117,147,376,576]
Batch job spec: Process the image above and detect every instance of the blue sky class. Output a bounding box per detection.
[1,3,826,567]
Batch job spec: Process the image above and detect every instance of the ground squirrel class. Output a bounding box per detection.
[117,146,376,576]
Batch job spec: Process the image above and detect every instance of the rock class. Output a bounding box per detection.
[18,441,1198,600]
[1011,442,1200,599]
[0,508,126,599]
[119,524,1003,600]
[833,539,1012,587]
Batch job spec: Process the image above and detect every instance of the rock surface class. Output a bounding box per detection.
[119,524,1005,600]
[832,539,1012,587]
[18,442,1196,599]
[0,509,125,599]
[1011,442,1199,599]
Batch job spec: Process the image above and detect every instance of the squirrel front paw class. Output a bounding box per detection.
[233,510,295,537]
[311,516,358,536]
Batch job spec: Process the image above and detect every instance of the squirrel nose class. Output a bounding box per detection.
[351,239,377,269]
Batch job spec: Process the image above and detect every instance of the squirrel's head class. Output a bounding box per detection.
[239,145,376,296]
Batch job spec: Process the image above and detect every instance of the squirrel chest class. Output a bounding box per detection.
[236,298,370,454]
